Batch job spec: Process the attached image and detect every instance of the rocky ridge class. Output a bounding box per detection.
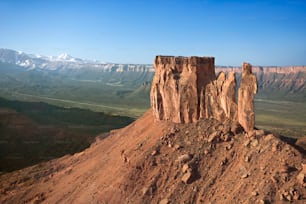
[124,119,306,203]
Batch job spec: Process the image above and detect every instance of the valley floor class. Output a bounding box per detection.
[255,99,306,138]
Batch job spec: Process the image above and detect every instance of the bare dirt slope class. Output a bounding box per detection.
[0,110,169,203]
[1,110,306,203]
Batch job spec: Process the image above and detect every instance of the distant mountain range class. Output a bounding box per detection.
[0,48,305,138]
[1,48,306,73]
[0,48,154,72]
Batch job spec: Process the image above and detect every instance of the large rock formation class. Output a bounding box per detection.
[150,56,215,123]
[238,63,258,133]
[151,56,257,133]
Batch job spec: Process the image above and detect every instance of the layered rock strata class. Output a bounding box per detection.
[151,56,257,133]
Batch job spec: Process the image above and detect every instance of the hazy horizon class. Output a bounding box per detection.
[2,47,306,67]
[1,0,305,66]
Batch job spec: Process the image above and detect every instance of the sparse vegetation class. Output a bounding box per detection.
[255,99,306,138]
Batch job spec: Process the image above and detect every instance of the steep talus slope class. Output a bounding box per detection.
[0,110,305,203]
[124,118,306,203]
[0,110,169,203]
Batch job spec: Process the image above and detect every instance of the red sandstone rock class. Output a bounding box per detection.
[150,56,215,123]
[204,71,237,121]
[238,63,258,133]
[151,56,257,133]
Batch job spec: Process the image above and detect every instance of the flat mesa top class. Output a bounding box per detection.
[155,55,215,65]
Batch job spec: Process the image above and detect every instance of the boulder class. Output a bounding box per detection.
[176,154,192,163]
[182,171,193,184]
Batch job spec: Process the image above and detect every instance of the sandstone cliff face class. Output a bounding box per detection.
[151,56,257,133]
[150,56,215,123]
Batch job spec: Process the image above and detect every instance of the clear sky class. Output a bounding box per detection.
[0,0,305,65]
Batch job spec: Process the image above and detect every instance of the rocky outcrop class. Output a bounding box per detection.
[204,71,237,121]
[151,56,257,133]
[238,63,258,133]
[150,56,215,123]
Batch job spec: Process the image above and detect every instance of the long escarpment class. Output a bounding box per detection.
[150,56,258,133]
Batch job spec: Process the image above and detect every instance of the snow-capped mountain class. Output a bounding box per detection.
[0,48,154,72]
[57,53,73,61]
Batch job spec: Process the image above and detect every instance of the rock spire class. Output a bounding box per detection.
[238,62,258,133]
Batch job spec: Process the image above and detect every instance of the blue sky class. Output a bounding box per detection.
[0,0,305,65]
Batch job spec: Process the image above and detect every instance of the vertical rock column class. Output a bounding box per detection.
[238,63,258,133]
[150,56,215,123]
[204,71,237,121]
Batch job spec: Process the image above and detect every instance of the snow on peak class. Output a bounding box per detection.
[0,48,113,70]
[57,53,74,61]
